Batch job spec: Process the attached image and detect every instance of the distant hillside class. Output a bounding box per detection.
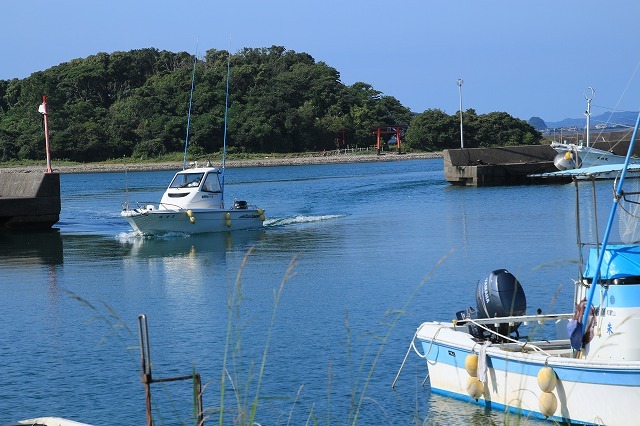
[545,111,638,129]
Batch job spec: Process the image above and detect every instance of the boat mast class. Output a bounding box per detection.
[221,50,231,208]
[584,87,595,148]
[581,110,640,344]
[183,49,198,170]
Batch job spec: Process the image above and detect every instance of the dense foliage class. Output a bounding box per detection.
[0,46,541,163]
[404,109,541,151]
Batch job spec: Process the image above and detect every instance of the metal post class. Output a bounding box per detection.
[457,79,464,149]
[138,315,153,426]
[138,314,206,426]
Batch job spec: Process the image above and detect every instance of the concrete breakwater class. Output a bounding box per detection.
[443,145,566,186]
[0,172,61,230]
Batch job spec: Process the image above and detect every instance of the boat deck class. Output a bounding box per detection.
[498,339,573,357]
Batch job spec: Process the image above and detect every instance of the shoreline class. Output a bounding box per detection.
[0,152,442,174]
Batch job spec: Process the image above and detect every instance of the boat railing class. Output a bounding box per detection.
[122,201,185,212]
[453,313,575,357]
[452,313,574,327]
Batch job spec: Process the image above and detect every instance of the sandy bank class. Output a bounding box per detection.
[1,152,442,174]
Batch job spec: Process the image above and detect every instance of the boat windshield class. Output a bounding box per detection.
[202,172,222,193]
[169,172,204,189]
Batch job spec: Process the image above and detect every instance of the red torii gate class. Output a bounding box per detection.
[373,126,405,154]
[335,128,346,148]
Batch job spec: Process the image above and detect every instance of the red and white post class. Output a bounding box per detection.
[38,95,52,173]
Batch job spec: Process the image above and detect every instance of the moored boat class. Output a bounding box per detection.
[5,417,92,426]
[396,112,640,424]
[551,87,640,173]
[551,140,640,170]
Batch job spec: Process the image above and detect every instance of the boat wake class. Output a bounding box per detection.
[115,230,190,243]
[264,214,347,227]
[114,215,346,241]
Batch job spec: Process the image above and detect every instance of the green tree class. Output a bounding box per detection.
[405,109,457,151]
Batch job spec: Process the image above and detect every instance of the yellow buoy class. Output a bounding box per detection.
[537,366,557,393]
[187,210,193,217]
[225,212,231,220]
[538,391,557,418]
[189,216,195,224]
[465,353,478,377]
[226,219,232,227]
[260,214,265,221]
[257,208,264,215]
[466,376,483,400]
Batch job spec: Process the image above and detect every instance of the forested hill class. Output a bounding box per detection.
[0,46,541,163]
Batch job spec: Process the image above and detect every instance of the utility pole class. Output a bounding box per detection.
[457,79,464,149]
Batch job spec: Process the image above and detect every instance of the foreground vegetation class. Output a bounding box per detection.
[0,46,541,164]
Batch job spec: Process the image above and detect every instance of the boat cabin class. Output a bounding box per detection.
[159,167,224,210]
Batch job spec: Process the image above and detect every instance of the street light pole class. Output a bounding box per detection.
[457,79,464,149]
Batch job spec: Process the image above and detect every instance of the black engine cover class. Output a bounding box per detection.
[475,269,527,337]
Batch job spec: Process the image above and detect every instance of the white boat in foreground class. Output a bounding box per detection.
[5,417,92,426]
[121,162,265,235]
[396,114,640,424]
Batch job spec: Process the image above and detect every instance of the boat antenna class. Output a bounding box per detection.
[580,109,640,347]
[221,46,231,207]
[183,43,198,170]
[125,168,129,210]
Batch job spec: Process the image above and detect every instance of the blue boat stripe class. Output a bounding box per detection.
[420,340,640,387]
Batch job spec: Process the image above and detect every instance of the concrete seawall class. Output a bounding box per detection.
[0,172,61,230]
[443,145,567,186]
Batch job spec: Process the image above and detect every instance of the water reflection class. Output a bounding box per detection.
[0,230,63,265]
[424,393,548,425]
[123,229,267,259]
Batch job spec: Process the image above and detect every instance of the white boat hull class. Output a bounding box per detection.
[417,322,640,425]
[121,208,264,235]
[551,142,640,171]
[9,417,92,426]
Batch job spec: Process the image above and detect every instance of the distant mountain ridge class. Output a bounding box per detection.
[545,111,639,129]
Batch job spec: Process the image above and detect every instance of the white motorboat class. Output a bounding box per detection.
[121,162,264,235]
[121,52,265,235]
[395,112,640,424]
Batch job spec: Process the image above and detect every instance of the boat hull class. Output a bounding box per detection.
[417,322,640,425]
[121,208,264,235]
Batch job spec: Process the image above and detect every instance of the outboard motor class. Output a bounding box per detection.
[456,269,527,341]
[477,269,527,339]
[234,200,248,209]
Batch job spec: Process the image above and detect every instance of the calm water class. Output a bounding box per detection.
[0,158,583,425]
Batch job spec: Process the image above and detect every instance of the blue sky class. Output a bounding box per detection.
[2,1,640,123]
